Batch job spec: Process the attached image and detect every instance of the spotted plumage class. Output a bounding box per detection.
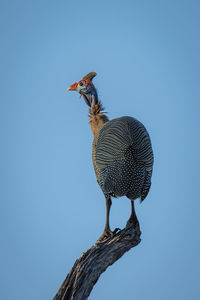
[95,116,153,201]
[68,72,154,241]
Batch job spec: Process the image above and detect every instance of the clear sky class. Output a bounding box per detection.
[1,0,200,299]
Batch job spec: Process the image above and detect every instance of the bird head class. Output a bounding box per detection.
[68,72,98,107]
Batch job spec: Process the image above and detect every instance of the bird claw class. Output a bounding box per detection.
[96,230,113,244]
[113,227,121,235]
[96,228,121,244]
[126,219,141,236]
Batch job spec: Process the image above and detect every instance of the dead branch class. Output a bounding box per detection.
[53,224,141,300]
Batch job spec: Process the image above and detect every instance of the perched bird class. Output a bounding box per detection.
[68,72,153,241]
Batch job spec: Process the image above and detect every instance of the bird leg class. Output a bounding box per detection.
[97,195,114,242]
[126,200,141,236]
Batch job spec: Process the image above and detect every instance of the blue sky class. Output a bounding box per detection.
[1,0,200,299]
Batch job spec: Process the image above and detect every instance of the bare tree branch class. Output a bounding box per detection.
[52,224,141,300]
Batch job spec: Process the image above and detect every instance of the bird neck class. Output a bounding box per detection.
[89,102,109,137]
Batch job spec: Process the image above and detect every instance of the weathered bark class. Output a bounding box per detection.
[53,224,141,300]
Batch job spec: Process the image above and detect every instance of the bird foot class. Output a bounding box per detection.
[96,228,121,244]
[96,229,113,244]
[126,219,141,236]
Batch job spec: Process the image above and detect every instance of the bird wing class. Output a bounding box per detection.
[95,116,153,172]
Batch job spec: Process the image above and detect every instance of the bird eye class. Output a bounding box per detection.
[79,81,85,87]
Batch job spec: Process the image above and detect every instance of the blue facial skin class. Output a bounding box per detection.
[78,84,98,107]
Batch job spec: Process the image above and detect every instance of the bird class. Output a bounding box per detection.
[68,72,153,241]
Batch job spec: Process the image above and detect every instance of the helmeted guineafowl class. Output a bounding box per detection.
[68,72,153,241]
